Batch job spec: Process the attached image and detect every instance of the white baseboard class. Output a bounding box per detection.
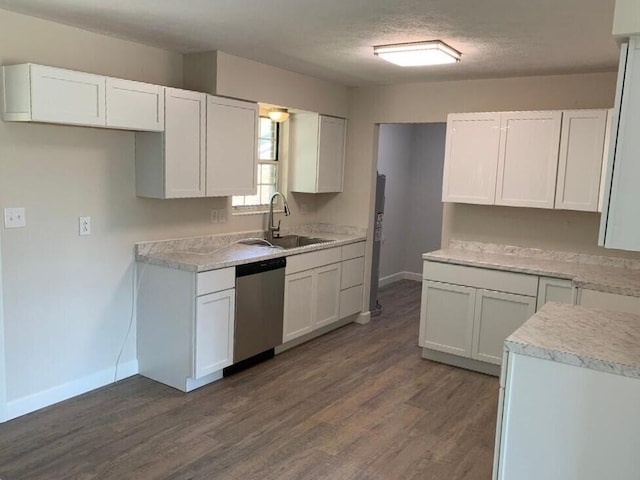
[356,311,371,324]
[4,359,139,422]
[379,271,421,287]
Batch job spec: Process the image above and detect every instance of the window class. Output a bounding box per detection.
[232,117,279,209]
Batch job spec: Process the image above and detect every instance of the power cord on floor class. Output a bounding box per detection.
[114,260,147,383]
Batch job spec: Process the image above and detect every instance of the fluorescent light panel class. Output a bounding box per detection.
[374,40,461,67]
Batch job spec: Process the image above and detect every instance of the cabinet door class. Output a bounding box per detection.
[194,289,235,379]
[283,270,315,342]
[555,110,607,212]
[314,263,342,329]
[340,256,364,290]
[206,96,258,196]
[536,277,575,311]
[164,88,206,198]
[419,281,476,357]
[599,40,640,251]
[496,111,562,209]
[598,109,614,213]
[442,112,502,204]
[30,65,106,126]
[105,78,164,131]
[472,290,536,365]
[316,115,346,193]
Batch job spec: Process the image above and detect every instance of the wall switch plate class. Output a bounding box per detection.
[218,208,227,224]
[4,207,26,228]
[79,216,91,236]
[210,209,219,224]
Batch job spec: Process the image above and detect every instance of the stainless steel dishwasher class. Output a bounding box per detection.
[231,256,286,369]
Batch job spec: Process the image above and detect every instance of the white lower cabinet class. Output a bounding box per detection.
[472,290,536,365]
[536,276,575,310]
[137,264,235,392]
[494,352,640,480]
[194,289,235,379]
[420,260,543,371]
[420,281,535,366]
[420,281,476,357]
[577,288,640,314]
[283,270,315,342]
[283,263,341,342]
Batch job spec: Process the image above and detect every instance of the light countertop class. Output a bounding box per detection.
[505,303,640,380]
[423,241,640,297]
[136,224,367,272]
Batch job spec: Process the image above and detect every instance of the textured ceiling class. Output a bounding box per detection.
[0,0,619,86]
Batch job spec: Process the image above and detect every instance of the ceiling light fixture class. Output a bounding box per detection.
[268,108,290,123]
[373,40,461,67]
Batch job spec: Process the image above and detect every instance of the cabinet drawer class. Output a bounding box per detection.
[340,284,363,319]
[197,267,235,296]
[286,247,341,274]
[341,241,365,260]
[341,257,365,290]
[578,289,640,314]
[423,261,537,296]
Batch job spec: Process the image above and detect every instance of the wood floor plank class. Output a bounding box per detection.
[0,280,499,480]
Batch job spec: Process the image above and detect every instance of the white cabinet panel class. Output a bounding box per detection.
[106,78,164,131]
[340,257,365,290]
[340,284,363,319]
[135,88,206,199]
[290,113,346,193]
[536,277,575,311]
[419,280,476,357]
[341,241,366,261]
[2,64,106,126]
[600,39,640,251]
[164,88,206,198]
[442,113,502,204]
[472,290,535,365]
[194,289,235,379]
[497,353,640,480]
[598,109,614,213]
[577,289,640,315]
[314,263,342,329]
[496,111,562,208]
[317,115,346,193]
[206,96,258,196]
[283,270,315,342]
[555,110,607,212]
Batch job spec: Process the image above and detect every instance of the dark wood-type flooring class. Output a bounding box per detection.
[0,280,499,480]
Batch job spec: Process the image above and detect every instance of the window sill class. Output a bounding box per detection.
[232,207,284,217]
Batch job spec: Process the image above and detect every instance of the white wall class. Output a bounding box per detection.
[0,8,349,420]
[404,123,446,274]
[376,123,445,282]
[376,125,413,280]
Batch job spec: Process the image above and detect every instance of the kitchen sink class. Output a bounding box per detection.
[269,235,332,249]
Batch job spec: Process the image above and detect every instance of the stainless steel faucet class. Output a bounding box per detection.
[267,192,291,241]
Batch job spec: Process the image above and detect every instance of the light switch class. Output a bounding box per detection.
[4,207,26,228]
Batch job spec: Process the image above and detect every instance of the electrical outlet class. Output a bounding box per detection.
[218,208,227,224]
[4,207,26,228]
[79,216,91,236]
[210,209,219,224]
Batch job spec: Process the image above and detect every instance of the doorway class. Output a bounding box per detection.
[370,123,446,305]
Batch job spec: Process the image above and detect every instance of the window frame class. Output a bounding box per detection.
[232,116,281,212]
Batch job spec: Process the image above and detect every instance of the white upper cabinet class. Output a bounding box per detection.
[135,88,206,199]
[206,95,258,197]
[105,78,164,131]
[600,38,640,251]
[555,109,608,212]
[2,64,106,126]
[442,113,501,204]
[290,113,347,193]
[496,111,562,209]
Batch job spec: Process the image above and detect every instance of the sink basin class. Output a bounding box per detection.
[269,235,332,249]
